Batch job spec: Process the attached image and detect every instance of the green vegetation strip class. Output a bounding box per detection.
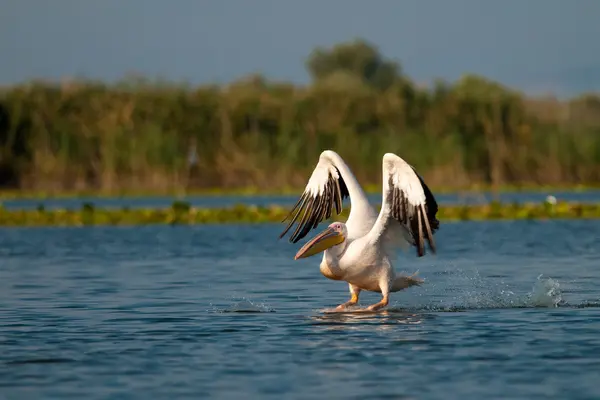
[0,201,598,227]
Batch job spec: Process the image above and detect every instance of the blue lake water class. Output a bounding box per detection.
[1,219,599,399]
[2,189,600,210]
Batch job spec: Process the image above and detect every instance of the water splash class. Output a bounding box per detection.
[210,271,578,315]
[209,296,275,313]
[527,274,562,307]
[390,268,565,312]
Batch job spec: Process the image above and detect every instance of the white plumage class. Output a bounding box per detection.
[280,150,440,311]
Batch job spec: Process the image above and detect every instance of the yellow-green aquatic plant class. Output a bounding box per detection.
[0,201,598,227]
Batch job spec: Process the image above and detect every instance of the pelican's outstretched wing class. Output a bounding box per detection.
[279,151,351,243]
[369,153,440,257]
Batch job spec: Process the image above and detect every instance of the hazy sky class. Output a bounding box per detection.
[2,0,599,96]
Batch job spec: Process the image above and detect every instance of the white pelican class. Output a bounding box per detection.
[279,150,440,311]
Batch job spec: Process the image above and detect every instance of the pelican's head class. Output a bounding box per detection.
[294,222,347,260]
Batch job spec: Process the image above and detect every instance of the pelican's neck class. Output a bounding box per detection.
[325,243,345,261]
[320,248,344,280]
[319,238,346,265]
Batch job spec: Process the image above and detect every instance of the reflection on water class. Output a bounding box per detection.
[309,310,427,333]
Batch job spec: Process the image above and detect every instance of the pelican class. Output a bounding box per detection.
[279,150,440,311]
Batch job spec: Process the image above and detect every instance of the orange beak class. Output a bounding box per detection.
[294,227,345,260]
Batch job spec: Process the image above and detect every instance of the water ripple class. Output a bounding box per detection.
[0,220,599,399]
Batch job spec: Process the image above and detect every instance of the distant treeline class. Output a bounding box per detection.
[0,39,599,193]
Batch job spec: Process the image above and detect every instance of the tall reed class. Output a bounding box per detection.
[0,64,598,194]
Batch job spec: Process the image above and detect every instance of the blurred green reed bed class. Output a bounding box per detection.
[0,201,598,226]
[0,40,598,195]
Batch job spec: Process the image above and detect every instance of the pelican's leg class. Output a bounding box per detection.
[335,284,361,310]
[366,279,390,311]
[366,295,389,311]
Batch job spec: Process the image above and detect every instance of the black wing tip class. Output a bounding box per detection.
[418,175,440,221]
[335,166,350,199]
[389,174,439,258]
[279,168,348,244]
[415,172,440,256]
